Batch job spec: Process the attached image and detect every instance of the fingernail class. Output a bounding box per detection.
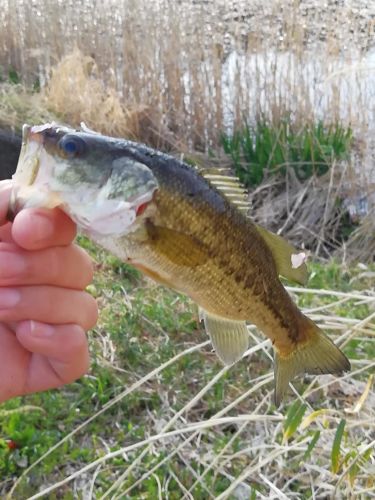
[0,252,27,278]
[0,288,21,308]
[30,321,55,337]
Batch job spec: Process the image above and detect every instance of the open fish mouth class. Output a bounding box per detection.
[63,188,157,236]
[8,123,70,220]
[16,124,43,184]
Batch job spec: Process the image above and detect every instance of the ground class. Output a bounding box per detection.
[1,238,374,498]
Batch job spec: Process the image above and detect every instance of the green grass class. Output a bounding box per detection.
[221,120,353,187]
[0,238,374,498]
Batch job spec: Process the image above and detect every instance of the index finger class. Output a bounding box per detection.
[0,179,77,249]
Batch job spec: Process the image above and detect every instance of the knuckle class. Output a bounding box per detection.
[70,325,88,350]
[46,249,61,283]
[67,326,90,377]
[79,249,95,287]
[60,324,87,355]
[69,245,95,289]
[83,293,98,330]
[54,209,77,243]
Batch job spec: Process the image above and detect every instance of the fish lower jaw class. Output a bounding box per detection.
[9,184,63,218]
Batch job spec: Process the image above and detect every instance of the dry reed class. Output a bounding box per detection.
[0,83,54,131]
[0,0,374,152]
[0,0,373,260]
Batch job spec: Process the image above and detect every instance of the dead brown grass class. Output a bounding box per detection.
[44,50,179,150]
[248,164,354,258]
[344,210,375,263]
[0,0,373,151]
[0,83,54,131]
[252,172,375,264]
[46,50,136,137]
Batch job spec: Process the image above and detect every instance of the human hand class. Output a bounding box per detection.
[0,180,98,402]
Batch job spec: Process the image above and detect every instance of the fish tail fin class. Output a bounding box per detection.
[274,319,351,406]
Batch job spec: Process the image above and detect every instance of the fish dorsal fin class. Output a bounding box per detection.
[200,309,249,365]
[197,167,251,214]
[255,225,308,285]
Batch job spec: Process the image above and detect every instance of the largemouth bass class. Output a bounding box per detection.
[9,123,350,404]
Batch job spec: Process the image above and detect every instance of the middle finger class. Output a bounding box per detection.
[0,286,98,330]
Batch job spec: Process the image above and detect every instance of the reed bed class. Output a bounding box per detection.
[0,52,373,261]
[0,0,373,259]
[0,0,374,152]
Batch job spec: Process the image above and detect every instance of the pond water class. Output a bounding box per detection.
[219,47,375,187]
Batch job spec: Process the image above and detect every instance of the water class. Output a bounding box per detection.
[220,48,375,185]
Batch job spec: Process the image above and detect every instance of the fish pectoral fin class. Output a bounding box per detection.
[145,220,208,267]
[202,311,249,365]
[274,320,351,406]
[255,225,308,285]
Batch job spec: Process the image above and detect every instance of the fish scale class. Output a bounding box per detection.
[118,176,318,347]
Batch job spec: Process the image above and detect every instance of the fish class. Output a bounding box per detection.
[9,123,351,405]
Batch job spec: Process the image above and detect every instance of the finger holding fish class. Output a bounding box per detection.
[0,321,90,401]
[0,179,76,248]
[0,177,97,402]
[15,321,90,392]
[0,285,98,330]
[11,207,77,250]
[0,242,93,289]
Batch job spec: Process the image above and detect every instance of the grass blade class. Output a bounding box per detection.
[331,419,346,474]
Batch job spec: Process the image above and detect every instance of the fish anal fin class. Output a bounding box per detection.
[274,321,351,406]
[202,311,249,365]
[255,225,308,285]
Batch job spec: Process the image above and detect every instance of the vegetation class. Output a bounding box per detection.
[0,0,372,151]
[0,0,373,497]
[221,121,353,187]
[0,239,374,498]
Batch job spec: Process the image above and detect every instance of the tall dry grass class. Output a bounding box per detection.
[0,0,374,155]
[0,0,373,255]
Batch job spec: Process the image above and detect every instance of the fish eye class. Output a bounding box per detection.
[58,135,87,158]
